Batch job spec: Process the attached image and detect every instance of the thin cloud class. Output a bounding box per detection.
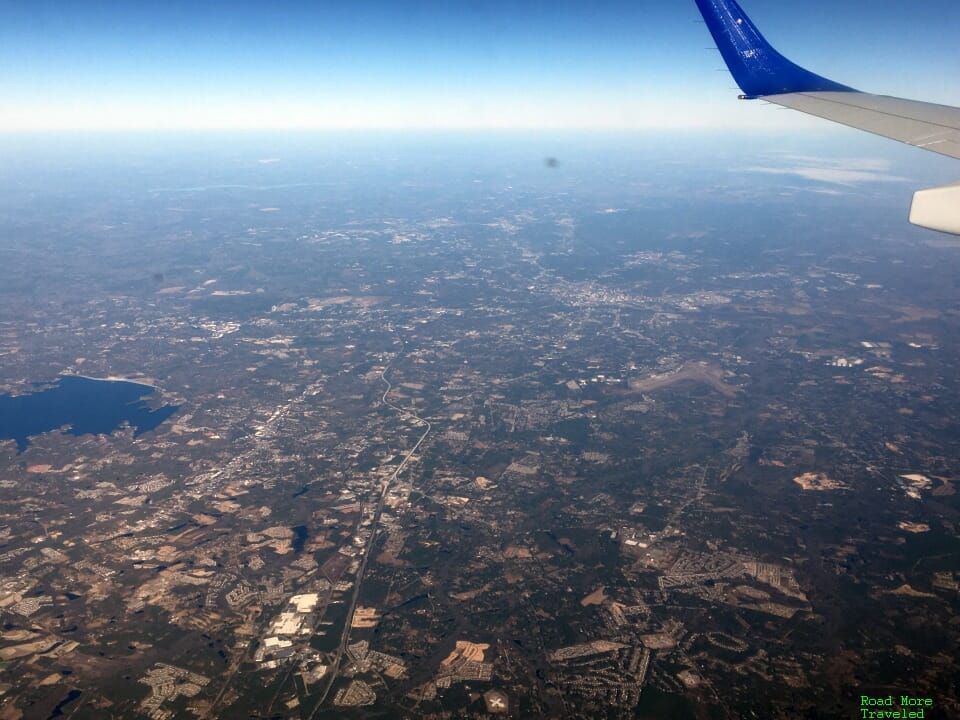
[745,156,910,186]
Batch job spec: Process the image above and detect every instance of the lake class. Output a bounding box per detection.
[0,375,179,452]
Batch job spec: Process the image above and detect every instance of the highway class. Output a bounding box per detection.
[309,353,432,714]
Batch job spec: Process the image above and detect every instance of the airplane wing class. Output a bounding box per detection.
[693,0,960,235]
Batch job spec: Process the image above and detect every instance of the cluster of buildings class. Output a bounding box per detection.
[137,663,210,720]
[254,592,321,669]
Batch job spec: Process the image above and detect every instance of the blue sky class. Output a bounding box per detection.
[0,0,957,130]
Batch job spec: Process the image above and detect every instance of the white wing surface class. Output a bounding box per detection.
[767,92,960,161]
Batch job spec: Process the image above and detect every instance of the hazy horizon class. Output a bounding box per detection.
[1,0,957,131]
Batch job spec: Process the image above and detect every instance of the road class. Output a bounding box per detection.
[308,354,432,715]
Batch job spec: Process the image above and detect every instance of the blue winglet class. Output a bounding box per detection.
[694,0,856,97]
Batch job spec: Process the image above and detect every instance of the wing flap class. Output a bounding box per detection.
[910,181,960,234]
[765,92,960,160]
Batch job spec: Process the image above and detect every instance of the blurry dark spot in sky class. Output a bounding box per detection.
[544,157,559,168]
